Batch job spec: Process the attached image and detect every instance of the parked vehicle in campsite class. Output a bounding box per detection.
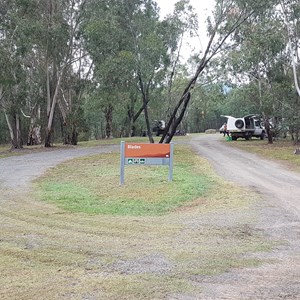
[221,114,266,140]
[152,120,166,136]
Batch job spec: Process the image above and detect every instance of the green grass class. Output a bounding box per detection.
[35,145,214,216]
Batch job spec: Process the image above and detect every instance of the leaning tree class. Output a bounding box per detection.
[160,0,276,143]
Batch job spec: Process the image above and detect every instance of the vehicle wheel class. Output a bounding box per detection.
[232,136,237,140]
[260,132,265,140]
[235,119,244,129]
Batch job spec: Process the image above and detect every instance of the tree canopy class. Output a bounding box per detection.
[0,0,300,147]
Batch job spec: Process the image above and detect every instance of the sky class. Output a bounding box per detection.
[156,0,215,58]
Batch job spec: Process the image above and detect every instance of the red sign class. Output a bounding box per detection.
[125,143,170,158]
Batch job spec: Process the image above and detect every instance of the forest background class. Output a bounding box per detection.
[0,0,299,148]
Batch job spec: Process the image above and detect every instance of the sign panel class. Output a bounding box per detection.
[126,158,169,165]
[120,142,174,185]
[125,143,170,158]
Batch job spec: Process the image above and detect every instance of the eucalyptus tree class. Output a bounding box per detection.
[0,0,90,147]
[38,0,90,147]
[129,0,169,143]
[83,0,191,142]
[220,0,300,143]
[83,0,139,138]
[0,0,33,148]
[85,0,168,142]
[223,4,287,143]
[160,0,278,143]
[279,0,300,97]
[125,0,197,140]
[277,0,300,142]
[32,0,90,147]
[158,0,199,130]
[1,0,45,147]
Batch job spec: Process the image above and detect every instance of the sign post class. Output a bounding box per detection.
[168,142,174,181]
[120,142,174,185]
[120,141,126,185]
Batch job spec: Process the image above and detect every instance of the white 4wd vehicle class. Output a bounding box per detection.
[222,114,266,140]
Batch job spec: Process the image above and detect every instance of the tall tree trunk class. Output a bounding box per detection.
[4,111,15,146]
[15,113,22,148]
[165,92,191,143]
[129,97,150,137]
[25,106,41,146]
[143,97,154,143]
[104,104,113,138]
[71,125,78,145]
[280,1,300,97]
[257,76,273,144]
[5,111,23,149]
[45,69,64,147]
[264,117,273,144]
[138,74,154,143]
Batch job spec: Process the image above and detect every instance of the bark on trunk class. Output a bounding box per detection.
[165,92,191,143]
[45,69,64,147]
[27,106,41,146]
[71,126,78,145]
[104,104,113,138]
[264,119,273,144]
[5,112,23,149]
[143,100,154,143]
[28,125,41,146]
[45,128,52,147]
[4,111,15,144]
[137,73,154,143]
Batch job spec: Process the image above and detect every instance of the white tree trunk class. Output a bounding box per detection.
[4,111,15,143]
[280,2,300,97]
[46,69,64,132]
[288,39,300,97]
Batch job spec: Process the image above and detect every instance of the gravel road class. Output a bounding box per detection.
[190,134,300,299]
[1,137,300,299]
[0,145,118,190]
[190,134,300,215]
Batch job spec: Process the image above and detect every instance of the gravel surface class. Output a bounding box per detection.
[1,137,300,299]
[0,145,118,190]
[190,134,300,299]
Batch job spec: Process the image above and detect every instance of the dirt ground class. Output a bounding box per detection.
[190,134,300,299]
[1,136,300,299]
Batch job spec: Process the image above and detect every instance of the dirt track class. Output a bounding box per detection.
[191,135,300,214]
[0,145,118,190]
[1,136,300,299]
[190,134,300,299]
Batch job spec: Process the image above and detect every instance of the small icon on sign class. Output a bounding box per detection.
[128,158,133,164]
[140,159,145,164]
[133,159,139,164]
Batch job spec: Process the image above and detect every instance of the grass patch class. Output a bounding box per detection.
[96,274,197,299]
[225,139,300,172]
[1,136,276,299]
[35,145,214,216]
